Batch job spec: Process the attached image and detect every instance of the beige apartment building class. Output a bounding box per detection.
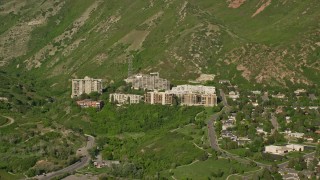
[181,93,217,107]
[168,85,217,107]
[110,93,143,104]
[144,85,217,107]
[145,91,174,105]
[126,72,170,91]
[71,76,103,98]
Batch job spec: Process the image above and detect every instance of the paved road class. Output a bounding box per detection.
[207,89,232,151]
[207,112,221,151]
[278,151,315,169]
[219,89,229,107]
[270,113,279,134]
[33,135,95,180]
[0,115,14,128]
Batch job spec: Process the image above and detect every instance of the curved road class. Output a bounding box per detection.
[208,90,271,168]
[0,115,14,128]
[33,135,95,180]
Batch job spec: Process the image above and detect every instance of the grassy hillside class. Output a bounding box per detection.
[0,0,319,92]
[1,1,319,178]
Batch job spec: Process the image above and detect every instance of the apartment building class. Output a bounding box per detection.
[126,72,170,91]
[109,93,143,104]
[180,93,217,107]
[71,76,103,98]
[145,91,174,105]
[168,85,217,107]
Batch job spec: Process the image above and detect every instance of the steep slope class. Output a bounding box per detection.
[0,0,319,90]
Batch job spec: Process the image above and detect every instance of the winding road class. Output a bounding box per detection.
[0,115,14,128]
[270,113,279,134]
[32,135,95,180]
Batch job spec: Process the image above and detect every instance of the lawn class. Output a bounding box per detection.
[164,157,259,180]
[0,170,23,180]
[228,148,249,157]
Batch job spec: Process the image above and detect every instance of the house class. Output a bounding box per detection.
[279,168,299,180]
[222,120,235,130]
[0,97,8,101]
[265,145,291,155]
[256,127,268,135]
[228,91,239,100]
[109,93,143,104]
[221,130,237,141]
[71,76,103,98]
[284,130,305,139]
[272,93,286,99]
[285,144,304,151]
[294,89,307,95]
[265,144,305,155]
[252,101,259,107]
[219,80,230,84]
[76,99,103,109]
[251,91,262,95]
[237,137,251,146]
[285,116,292,124]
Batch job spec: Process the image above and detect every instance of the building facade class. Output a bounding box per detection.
[145,91,174,105]
[168,85,217,107]
[180,93,217,107]
[76,99,103,109]
[126,72,170,91]
[71,76,103,98]
[110,93,143,104]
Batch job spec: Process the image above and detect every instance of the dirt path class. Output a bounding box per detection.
[0,115,15,128]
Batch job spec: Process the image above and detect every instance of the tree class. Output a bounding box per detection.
[288,159,295,168]
[215,121,222,136]
[89,91,100,101]
[261,168,273,180]
[80,93,90,100]
[270,162,278,174]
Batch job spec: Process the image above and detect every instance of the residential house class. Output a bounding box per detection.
[76,99,103,109]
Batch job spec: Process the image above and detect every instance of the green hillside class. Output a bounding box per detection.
[0,0,319,90]
[0,0,320,179]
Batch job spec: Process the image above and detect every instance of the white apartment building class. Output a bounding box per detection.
[71,76,103,98]
[126,72,170,91]
[109,93,143,104]
[169,85,216,95]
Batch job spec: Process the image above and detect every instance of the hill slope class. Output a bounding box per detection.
[0,0,319,89]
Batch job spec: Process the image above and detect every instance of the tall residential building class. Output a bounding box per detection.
[109,93,143,104]
[125,72,170,91]
[145,91,174,105]
[180,93,217,107]
[169,85,216,95]
[168,85,217,107]
[71,76,103,98]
